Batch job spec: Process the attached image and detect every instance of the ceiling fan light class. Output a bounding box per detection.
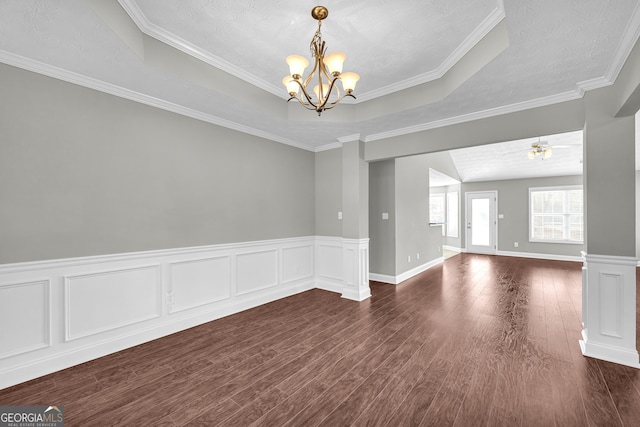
[544,148,553,158]
[286,55,309,78]
[340,72,360,93]
[528,151,536,160]
[282,75,299,96]
[323,52,346,75]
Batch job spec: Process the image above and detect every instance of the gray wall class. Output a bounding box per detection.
[395,154,443,274]
[369,160,395,276]
[315,148,342,237]
[461,175,585,257]
[369,151,459,277]
[636,170,640,259]
[0,63,315,264]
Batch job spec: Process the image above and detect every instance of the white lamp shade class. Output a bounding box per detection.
[323,52,346,74]
[286,55,309,77]
[282,75,299,95]
[313,83,330,102]
[544,148,553,158]
[528,151,536,159]
[340,72,360,92]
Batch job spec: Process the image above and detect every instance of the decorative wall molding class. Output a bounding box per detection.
[0,236,374,389]
[580,253,640,368]
[0,280,51,360]
[341,238,371,301]
[314,237,346,294]
[0,237,322,389]
[167,255,231,314]
[64,265,162,341]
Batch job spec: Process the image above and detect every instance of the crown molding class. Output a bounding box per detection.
[3,0,637,156]
[337,133,361,143]
[603,0,640,85]
[314,142,343,152]
[118,0,507,106]
[362,2,640,143]
[118,0,285,99]
[0,50,313,152]
[356,6,506,102]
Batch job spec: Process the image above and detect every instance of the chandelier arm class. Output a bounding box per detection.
[290,95,319,111]
[317,76,341,110]
[300,85,316,107]
[289,77,317,106]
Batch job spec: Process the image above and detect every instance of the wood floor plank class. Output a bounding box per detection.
[2,255,637,426]
[252,379,329,427]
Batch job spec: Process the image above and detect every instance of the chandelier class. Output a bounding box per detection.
[528,138,553,159]
[282,6,360,116]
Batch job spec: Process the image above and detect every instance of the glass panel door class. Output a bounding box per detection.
[466,191,497,254]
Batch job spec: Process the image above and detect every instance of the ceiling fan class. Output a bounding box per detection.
[527,138,553,160]
[503,136,580,160]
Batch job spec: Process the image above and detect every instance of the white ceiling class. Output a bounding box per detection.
[1,0,639,181]
[449,130,583,182]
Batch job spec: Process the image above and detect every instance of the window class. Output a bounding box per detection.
[429,193,445,236]
[529,186,583,243]
[446,192,459,238]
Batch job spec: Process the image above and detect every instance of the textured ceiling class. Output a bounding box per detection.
[449,131,584,182]
[0,0,639,182]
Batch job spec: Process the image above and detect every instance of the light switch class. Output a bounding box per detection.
[338,211,343,220]
[382,213,389,220]
[498,214,504,219]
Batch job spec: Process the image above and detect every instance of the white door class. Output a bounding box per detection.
[465,191,497,254]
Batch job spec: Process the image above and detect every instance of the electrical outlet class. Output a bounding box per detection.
[417,253,420,260]
[338,211,342,220]
[514,242,519,248]
[408,255,411,263]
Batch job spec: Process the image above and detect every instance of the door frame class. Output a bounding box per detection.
[465,191,497,255]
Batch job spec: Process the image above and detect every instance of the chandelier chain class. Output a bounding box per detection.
[310,21,322,58]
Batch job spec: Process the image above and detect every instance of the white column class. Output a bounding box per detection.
[580,253,640,368]
[341,238,371,301]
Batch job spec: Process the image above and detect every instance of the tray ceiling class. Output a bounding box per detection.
[0,0,639,181]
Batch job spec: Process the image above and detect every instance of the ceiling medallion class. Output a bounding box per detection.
[282,6,360,116]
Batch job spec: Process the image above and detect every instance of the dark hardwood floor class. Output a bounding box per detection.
[3,253,640,426]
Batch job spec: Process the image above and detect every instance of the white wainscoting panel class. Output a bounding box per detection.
[282,245,313,284]
[315,237,344,294]
[0,280,50,359]
[0,236,350,389]
[599,272,623,338]
[236,250,278,296]
[169,256,231,314]
[64,265,162,341]
[580,253,640,368]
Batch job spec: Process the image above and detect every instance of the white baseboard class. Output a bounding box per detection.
[443,245,462,253]
[495,250,582,262]
[370,257,444,285]
[369,273,397,284]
